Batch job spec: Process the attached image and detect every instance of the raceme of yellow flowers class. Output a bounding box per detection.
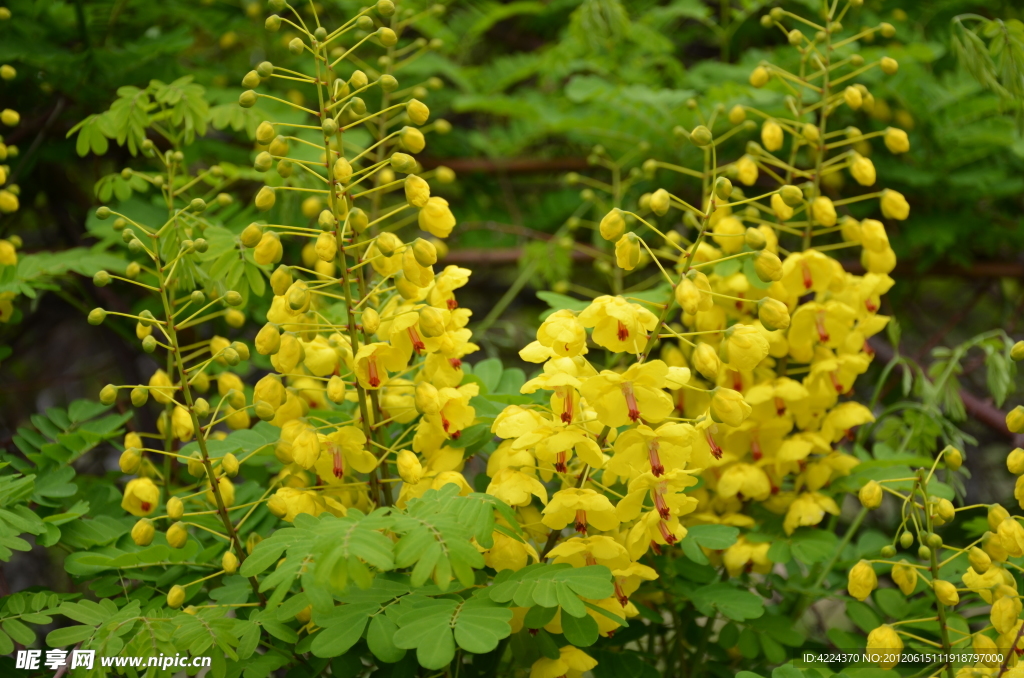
[92,0,472,611]
[488,0,915,668]
[0,6,22,322]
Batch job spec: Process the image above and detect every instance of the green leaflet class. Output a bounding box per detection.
[488,563,614,616]
[390,597,513,670]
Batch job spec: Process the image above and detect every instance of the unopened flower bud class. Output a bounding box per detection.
[744,227,766,251]
[132,518,155,546]
[753,250,783,283]
[100,384,118,405]
[255,186,276,211]
[254,400,276,421]
[693,343,721,381]
[407,99,430,125]
[119,447,142,474]
[167,585,186,608]
[847,560,877,601]
[327,375,346,404]
[167,522,188,549]
[315,231,338,262]
[599,208,626,241]
[376,232,401,257]
[899,531,914,549]
[256,323,281,355]
[969,546,991,574]
[400,126,425,153]
[419,306,446,338]
[1008,448,1024,475]
[412,238,437,267]
[415,381,440,415]
[193,397,210,419]
[239,90,257,108]
[749,66,769,87]
[361,307,381,335]
[690,125,712,147]
[714,177,732,201]
[757,297,790,331]
[254,232,283,265]
[884,127,910,154]
[942,445,962,471]
[348,207,369,234]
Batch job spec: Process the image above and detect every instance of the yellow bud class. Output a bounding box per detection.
[418,197,455,238]
[167,496,185,520]
[843,86,863,110]
[254,186,276,211]
[131,518,155,546]
[1,109,20,127]
[693,342,721,381]
[969,546,991,574]
[1011,341,1024,361]
[770,193,794,221]
[396,450,424,484]
[989,504,1011,532]
[222,551,239,574]
[757,297,790,331]
[689,125,712,147]
[802,123,820,143]
[891,560,917,595]
[119,447,142,474]
[254,232,283,265]
[880,189,909,221]
[405,174,431,207]
[301,196,323,219]
[600,208,626,241]
[167,522,188,549]
[376,232,402,257]
[761,120,783,152]
[728,105,746,125]
[847,560,877,601]
[222,453,240,478]
[333,156,353,183]
[650,188,670,216]
[735,155,757,186]
[240,223,263,248]
[167,585,186,609]
[400,126,425,153]
[880,57,898,74]
[1008,448,1024,475]
[1008,406,1024,433]
[315,231,338,262]
[858,480,883,509]
[327,375,346,403]
[255,323,281,355]
[256,121,275,145]
[415,381,440,415]
[942,445,962,471]
[407,98,430,125]
[749,66,769,87]
[753,250,783,282]
[419,306,446,338]
[615,233,642,271]
[851,155,876,186]
[810,196,837,227]
[884,127,910,154]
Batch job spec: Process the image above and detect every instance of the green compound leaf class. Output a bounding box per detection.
[689,583,765,622]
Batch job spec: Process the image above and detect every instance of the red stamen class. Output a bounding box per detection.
[448,357,462,369]
[617,320,629,341]
[574,510,587,534]
[647,440,665,476]
[441,413,451,432]
[801,261,813,289]
[367,355,381,388]
[774,397,786,416]
[864,341,875,357]
[650,541,663,555]
[585,555,598,566]
[829,371,843,393]
[865,299,878,312]
[657,520,678,545]
[735,293,745,311]
[451,430,461,439]
[705,429,723,460]
[446,298,458,310]
[654,490,671,519]
[815,312,830,342]
[732,370,743,392]
[561,387,574,424]
[614,580,629,607]
[621,382,641,422]
[675,389,685,414]
[332,449,344,479]
[407,327,425,354]
[751,433,762,462]
[555,451,569,474]
[141,502,151,512]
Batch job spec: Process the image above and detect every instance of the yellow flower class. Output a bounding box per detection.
[616,469,698,522]
[783,492,840,534]
[992,593,1022,634]
[709,388,751,427]
[353,342,407,389]
[313,427,374,480]
[404,174,430,207]
[486,468,547,507]
[289,427,321,470]
[578,295,658,354]
[149,369,175,405]
[608,423,693,478]
[484,531,539,572]
[535,310,587,358]
[717,463,771,501]
[580,360,674,427]
[529,646,597,678]
[396,450,424,484]
[998,517,1024,556]
[121,478,160,517]
[847,559,877,601]
[542,488,619,534]
[418,196,456,238]
[723,537,772,577]
[712,216,745,254]
[866,625,903,668]
[720,325,770,371]
[770,193,794,221]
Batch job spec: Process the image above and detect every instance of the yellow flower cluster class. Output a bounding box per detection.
[487,2,910,658]
[0,7,20,322]
[102,0,470,610]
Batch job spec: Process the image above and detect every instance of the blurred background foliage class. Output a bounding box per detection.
[2,0,1024,523]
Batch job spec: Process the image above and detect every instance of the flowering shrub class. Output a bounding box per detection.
[3,1,1024,678]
